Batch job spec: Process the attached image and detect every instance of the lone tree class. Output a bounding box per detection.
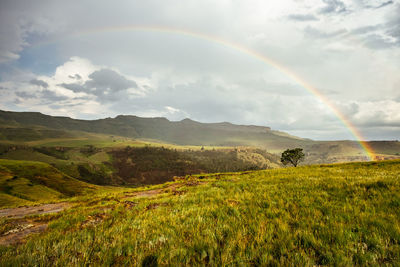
[281,148,305,167]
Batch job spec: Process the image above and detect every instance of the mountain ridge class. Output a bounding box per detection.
[0,109,305,145]
[1,109,399,163]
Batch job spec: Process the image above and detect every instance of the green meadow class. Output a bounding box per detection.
[0,159,96,208]
[0,160,399,266]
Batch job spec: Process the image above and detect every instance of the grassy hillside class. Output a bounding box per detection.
[0,160,399,265]
[0,144,281,185]
[0,109,310,154]
[0,159,96,208]
[110,146,281,185]
[2,109,399,164]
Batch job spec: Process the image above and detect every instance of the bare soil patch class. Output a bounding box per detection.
[0,222,47,246]
[0,202,72,246]
[122,182,201,199]
[0,202,71,219]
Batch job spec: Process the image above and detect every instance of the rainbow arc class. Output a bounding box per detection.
[41,25,376,160]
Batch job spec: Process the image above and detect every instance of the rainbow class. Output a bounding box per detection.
[47,25,377,160]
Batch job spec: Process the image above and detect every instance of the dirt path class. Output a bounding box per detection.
[122,183,183,199]
[0,223,47,246]
[0,202,72,246]
[121,181,208,199]
[0,202,71,219]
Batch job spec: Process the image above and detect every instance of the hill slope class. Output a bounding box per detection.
[0,160,399,265]
[0,110,305,148]
[0,144,281,186]
[0,159,96,208]
[1,109,399,163]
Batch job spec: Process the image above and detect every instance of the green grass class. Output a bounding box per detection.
[1,160,399,265]
[0,159,96,208]
[0,193,33,208]
[0,149,61,163]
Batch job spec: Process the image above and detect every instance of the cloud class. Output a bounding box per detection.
[85,69,138,92]
[304,26,347,39]
[1,54,400,140]
[40,89,69,102]
[0,57,148,118]
[373,1,394,9]
[68,74,82,80]
[362,33,397,49]
[385,4,400,45]
[362,0,394,9]
[58,66,143,103]
[30,79,48,88]
[15,91,36,99]
[319,0,348,14]
[288,14,319,22]
[58,83,86,93]
[349,100,400,128]
[350,25,382,35]
[336,102,360,117]
[0,0,59,63]
[347,4,400,49]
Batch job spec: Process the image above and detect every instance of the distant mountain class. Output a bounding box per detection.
[0,110,306,149]
[1,109,399,163]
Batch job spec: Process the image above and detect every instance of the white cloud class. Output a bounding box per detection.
[0,57,149,118]
[353,100,400,126]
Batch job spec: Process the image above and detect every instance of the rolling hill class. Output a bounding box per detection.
[0,160,399,265]
[1,109,399,164]
[0,144,281,186]
[0,159,96,208]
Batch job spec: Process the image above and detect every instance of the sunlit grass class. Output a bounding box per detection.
[0,160,399,265]
[0,159,96,208]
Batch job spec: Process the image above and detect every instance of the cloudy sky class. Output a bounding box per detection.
[0,0,399,140]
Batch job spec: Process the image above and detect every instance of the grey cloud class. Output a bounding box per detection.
[357,127,400,140]
[304,26,347,39]
[348,4,400,49]
[58,83,87,93]
[363,34,397,49]
[0,0,60,63]
[58,68,140,103]
[104,77,335,135]
[319,0,348,14]
[385,5,400,45]
[68,74,82,80]
[363,0,394,9]
[350,25,382,35]
[356,112,400,127]
[40,89,68,101]
[373,1,394,9]
[49,104,62,109]
[85,69,138,92]
[288,14,319,22]
[338,102,360,117]
[30,79,48,88]
[16,91,36,98]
